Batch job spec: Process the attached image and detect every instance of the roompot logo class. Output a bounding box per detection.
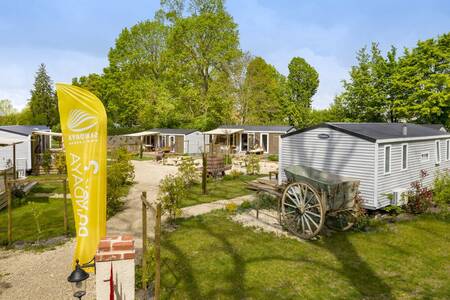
[68,109,98,133]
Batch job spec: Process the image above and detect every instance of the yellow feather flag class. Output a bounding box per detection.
[56,83,107,270]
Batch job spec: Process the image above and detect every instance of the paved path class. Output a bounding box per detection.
[181,194,256,218]
[107,161,177,249]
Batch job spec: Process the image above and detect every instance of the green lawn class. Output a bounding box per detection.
[159,211,450,299]
[0,197,74,244]
[180,175,260,208]
[29,182,66,194]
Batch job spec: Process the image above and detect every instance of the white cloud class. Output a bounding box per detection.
[0,47,107,110]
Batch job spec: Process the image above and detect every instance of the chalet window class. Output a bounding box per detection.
[421,152,430,162]
[446,140,450,161]
[384,145,391,174]
[401,144,408,170]
[436,140,441,165]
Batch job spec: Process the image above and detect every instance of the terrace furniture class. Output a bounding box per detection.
[269,170,278,180]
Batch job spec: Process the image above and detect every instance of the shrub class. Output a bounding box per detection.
[158,174,186,221]
[28,201,43,243]
[384,205,404,215]
[352,193,370,231]
[224,154,232,165]
[239,200,252,210]
[42,150,52,174]
[433,170,450,207]
[229,169,242,179]
[225,202,238,214]
[107,147,135,218]
[406,170,433,214]
[245,154,260,175]
[135,242,155,290]
[267,154,278,162]
[255,193,277,210]
[54,151,66,174]
[178,156,198,186]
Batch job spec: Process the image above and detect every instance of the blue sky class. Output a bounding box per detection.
[1,0,449,110]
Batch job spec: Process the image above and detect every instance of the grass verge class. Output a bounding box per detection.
[159,211,450,299]
[180,175,260,208]
[0,197,75,244]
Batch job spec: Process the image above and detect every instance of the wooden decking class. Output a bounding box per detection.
[247,178,283,198]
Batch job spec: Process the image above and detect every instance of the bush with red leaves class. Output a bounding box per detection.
[406,170,433,214]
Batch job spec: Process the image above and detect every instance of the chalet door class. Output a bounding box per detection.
[261,133,268,152]
[241,133,248,151]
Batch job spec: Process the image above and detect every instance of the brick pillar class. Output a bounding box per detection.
[95,235,135,300]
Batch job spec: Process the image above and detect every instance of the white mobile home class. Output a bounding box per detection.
[119,128,205,154]
[0,125,50,173]
[206,125,295,155]
[279,123,450,209]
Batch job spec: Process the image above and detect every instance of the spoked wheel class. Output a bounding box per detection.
[326,210,356,231]
[279,182,325,239]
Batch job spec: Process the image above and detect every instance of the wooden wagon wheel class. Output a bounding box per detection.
[279,182,325,239]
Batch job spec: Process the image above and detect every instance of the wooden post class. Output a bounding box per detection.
[12,144,16,180]
[63,179,68,235]
[154,203,161,300]
[7,182,12,245]
[202,152,207,195]
[141,191,147,293]
[140,136,143,159]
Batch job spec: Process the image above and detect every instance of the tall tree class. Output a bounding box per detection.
[0,99,16,116]
[166,0,241,129]
[287,57,319,108]
[335,44,398,122]
[286,57,319,127]
[394,33,450,125]
[29,63,58,127]
[103,20,170,127]
[242,57,286,125]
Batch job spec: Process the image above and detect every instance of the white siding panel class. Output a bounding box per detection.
[280,128,376,208]
[185,132,205,154]
[0,131,31,170]
[377,138,450,208]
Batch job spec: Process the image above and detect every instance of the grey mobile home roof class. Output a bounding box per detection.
[282,123,450,142]
[149,128,198,135]
[0,125,50,136]
[219,125,294,132]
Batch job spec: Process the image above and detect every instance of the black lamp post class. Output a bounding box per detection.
[67,259,89,299]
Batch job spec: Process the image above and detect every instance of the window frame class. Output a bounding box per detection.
[435,140,441,165]
[420,151,430,162]
[384,145,391,175]
[401,143,408,171]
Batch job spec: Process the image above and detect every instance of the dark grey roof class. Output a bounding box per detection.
[150,128,198,135]
[219,124,294,132]
[0,125,50,136]
[283,123,450,142]
[421,124,446,132]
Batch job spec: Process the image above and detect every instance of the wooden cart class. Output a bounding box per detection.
[280,165,360,239]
